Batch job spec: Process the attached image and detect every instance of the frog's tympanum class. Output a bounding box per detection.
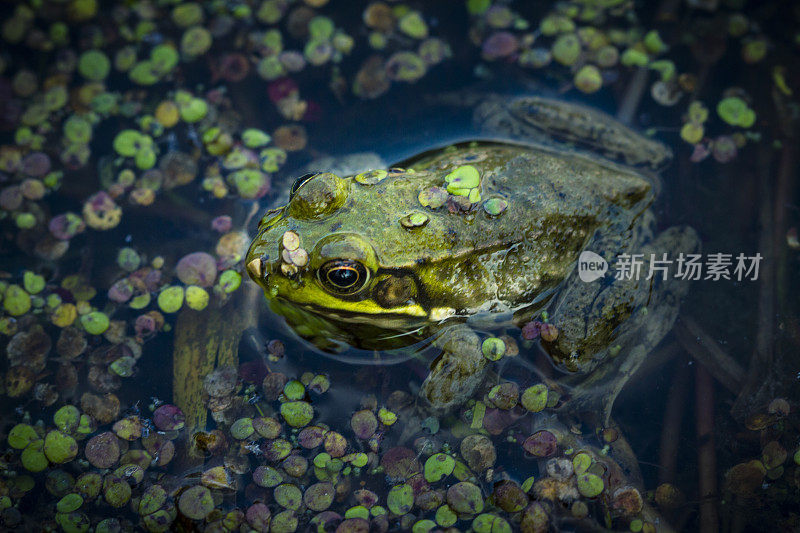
[246,96,699,421]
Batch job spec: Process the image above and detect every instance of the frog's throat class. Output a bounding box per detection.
[268,296,432,353]
[271,296,429,334]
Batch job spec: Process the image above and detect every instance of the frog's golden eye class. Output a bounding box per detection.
[290,173,316,200]
[318,260,369,295]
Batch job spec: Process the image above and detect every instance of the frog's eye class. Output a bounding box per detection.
[290,173,316,200]
[318,260,369,295]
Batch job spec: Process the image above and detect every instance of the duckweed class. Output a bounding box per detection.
[270,510,298,532]
[242,128,272,148]
[387,483,414,515]
[349,452,369,467]
[424,453,455,482]
[351,169,385,186]
[80,311,109,335]
[128,62,159,85]
[473,513,512,533]
[643,30,668,54]
[523,430,557,457]
[54,405,80,432]
[314,452,331,469]
[413,519,437,533]
[275,483,303,510]
[717,96,756,128]
[23,271,45,294]
[488,382,519,410]
[176,252,217,287]
[4,285,31,316]
[483,197,507,216]
[521,384,548,412]
[378,407,397,425]
[157,286,184,313]
[399,12,428,39]
[351,409,378,440]
[217,270,242,293]
[283,378,305,399]
[55,511,91,532]
[78,50,110,81]
[43,430,78,464]
[178,485,214,520]
[280,400,313,427]
[400,211,429,228]
[245,503,271,531]
[447,482,484,515]
[574,64,603,93]
[84,432,119,469]
[572,452,592,475]
[481,337,505,361]
[151,44,179,75]
[56,493,83,513]
[681,122,704,144]
[576,473,604,498]
[445,165,480,194]
[230,417,255,439]
[8,423,38,449]
[21,440,49,472]
[0,1,786,530]
[324,431,347,457]
[180,26,213,57]
[552,33,581,66]
[179,97,208,123]
[185,285,209,310]
[435,504,458,527]
[253,465,282,488]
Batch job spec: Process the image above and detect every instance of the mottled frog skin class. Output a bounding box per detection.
[246,97,698,419]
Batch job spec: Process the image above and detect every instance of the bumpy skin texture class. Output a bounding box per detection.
[247,126,695,414]
[248,143,653,336]
[474,95,673,169]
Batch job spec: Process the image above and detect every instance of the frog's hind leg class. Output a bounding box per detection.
[547,226,700,426]
[476,95,673,169]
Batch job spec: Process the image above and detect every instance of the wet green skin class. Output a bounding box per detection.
[247,142,653,334]
[246,141,668,405]
[247,93,699,416]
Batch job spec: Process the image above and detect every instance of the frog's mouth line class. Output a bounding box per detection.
[287,299,431,332]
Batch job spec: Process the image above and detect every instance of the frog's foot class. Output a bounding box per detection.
[548,226,701,424]
[418,324,487,414]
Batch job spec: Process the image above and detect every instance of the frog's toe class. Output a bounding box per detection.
[419,326,487,413]
[419,354,487,413]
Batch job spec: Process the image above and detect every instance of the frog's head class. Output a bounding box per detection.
[246,171,433,351]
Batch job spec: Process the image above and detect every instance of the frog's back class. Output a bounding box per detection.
[316,142,655,314]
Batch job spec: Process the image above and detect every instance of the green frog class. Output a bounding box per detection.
[245,96,698,421]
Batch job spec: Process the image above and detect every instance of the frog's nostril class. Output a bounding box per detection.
[246,257,264,280]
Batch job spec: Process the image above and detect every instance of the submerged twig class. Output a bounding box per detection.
[674,317,745,394]
[607,417,644,488]
[659,361,690,485]
[173,285,258,432]
[731,144,776,418]
[695,365,718,533]
[616,67,650,126]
